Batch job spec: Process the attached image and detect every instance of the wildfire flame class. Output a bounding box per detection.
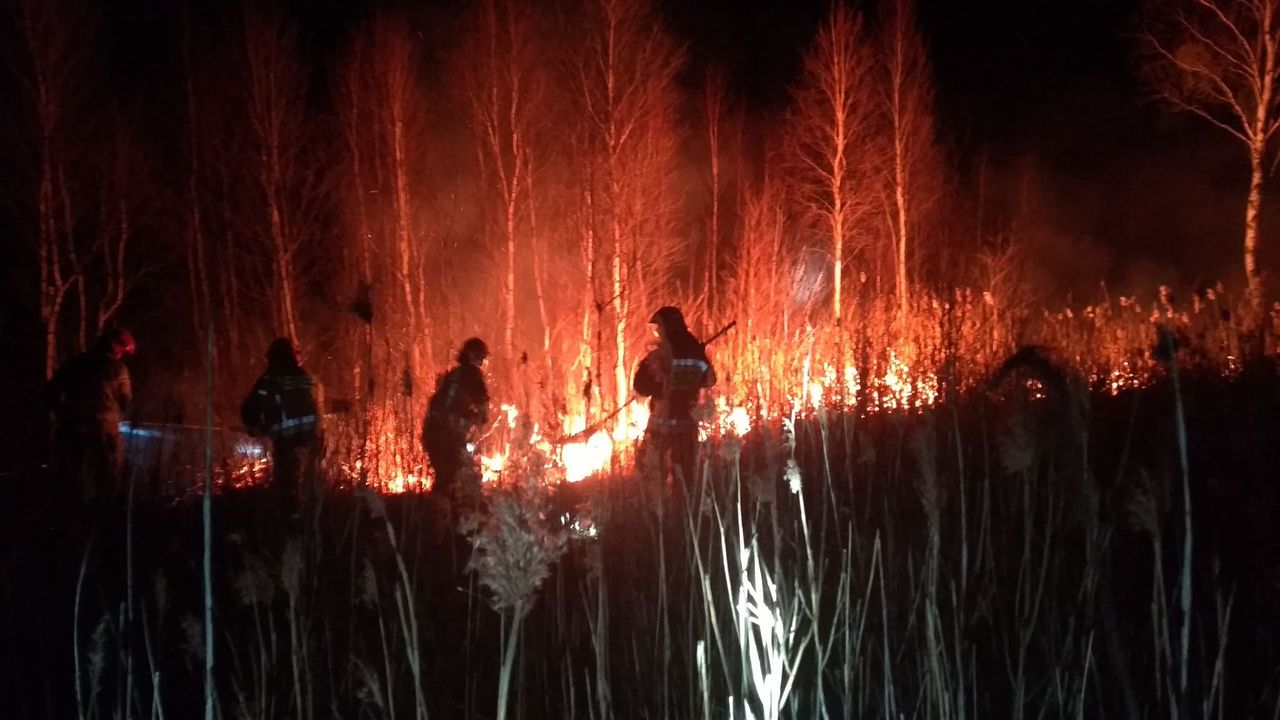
[219,286,1264,495]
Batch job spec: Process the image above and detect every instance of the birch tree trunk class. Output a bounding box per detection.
[17,0,91,377]
[573,0,683,419]
[882,0,938,320]
[787,5,876,329]
[1142,0,1280,317]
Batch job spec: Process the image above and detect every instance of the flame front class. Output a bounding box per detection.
[223,288,1267,494]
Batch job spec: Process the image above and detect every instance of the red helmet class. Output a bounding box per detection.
[99,327,136,359]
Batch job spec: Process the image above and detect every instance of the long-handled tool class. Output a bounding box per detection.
[554,319,737,445]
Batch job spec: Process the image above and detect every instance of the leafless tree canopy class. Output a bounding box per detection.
[1141,0,1280,310]
[8,0,1273,439]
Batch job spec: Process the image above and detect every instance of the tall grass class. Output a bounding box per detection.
[45,291,1279,719]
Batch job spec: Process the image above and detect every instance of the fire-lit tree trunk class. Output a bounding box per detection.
[460,0,547,363]
[880,0,939,319]
[94,119,137,335]
[576,178,599,420]
[241,8,315,345]
[336,30,378,437]
[572,0,684,417]
[702,69,731,320]
[214,149,245,375]
[1248,129,1266,307]
[389,50,420,378]
[16,0,90,377]
[181,6,214,371]
[787,4,878,328]
[339,13,432,382]
[1142,0,1280,315]
[734,166,791,398]
[334,11,440,485]
[527,147,553,364]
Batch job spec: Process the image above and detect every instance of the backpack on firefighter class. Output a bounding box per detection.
[242,372,321,441]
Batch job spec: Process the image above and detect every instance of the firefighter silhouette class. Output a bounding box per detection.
[634,306,716,490]
[422,337,491,500]
[45,326,136,503]
[241,337,324,507]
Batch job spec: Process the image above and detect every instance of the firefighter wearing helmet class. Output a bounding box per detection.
[44,325,137,502]
[422,337,491,500]
[241,337,324,509]
[634,306,716,489]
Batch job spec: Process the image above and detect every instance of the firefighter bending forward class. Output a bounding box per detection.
[241,338,324,508]
[45,326,137,503]
[423,338,491,499]
[634,306,716,488]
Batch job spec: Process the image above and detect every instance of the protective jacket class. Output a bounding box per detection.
[241,367,323,443]
[45,348,133,430]
[423,364,490,439]
[634,331,715,423]
[422,363,489,496]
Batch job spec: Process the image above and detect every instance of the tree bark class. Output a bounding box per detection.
[1246,140,1264,314]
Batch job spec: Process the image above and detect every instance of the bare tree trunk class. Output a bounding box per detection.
[1246,140,1264,313]
[18,0,92,376]
[829,34,850,328]
[610,183,628,414]
[527,154,552,361]
[1142,0,1280,316]
[894,144,909,319]
[832,191,845,326]
[38,130,66,378]
[579,185,598,419]
[1248,0,1279,316]
[390,73,420,374]
[338,49,377,452]
[56,159,88,354]
[506,195,518,358]
[217,162,242,373]
[185,138,210,359]
[787,5,875,330]
[462,0,544,363]
[268,189,299,342]
[259,97,299,342]
[704,72,723,320]
[571,0,681,426]
[243,9,310,345]
[886,0,919,319]
[97,125,131,334]
[607,173,629,415]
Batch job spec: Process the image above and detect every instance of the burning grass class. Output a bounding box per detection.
[200,283,1279,497]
